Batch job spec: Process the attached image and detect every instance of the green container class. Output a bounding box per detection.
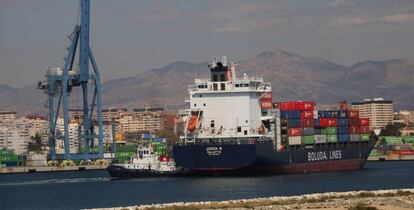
[116,144,138,152]
[115,151,135,163]
[326,127,337,135]
[326,135,337,143]
[320,128,327,135]
[302,135,315,144]
[403,136,414,144]
[360,134,370,141]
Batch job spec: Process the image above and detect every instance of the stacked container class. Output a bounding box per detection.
[279,101,315,145]
[277,101,371,146]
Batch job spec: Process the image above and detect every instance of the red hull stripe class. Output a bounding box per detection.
[195,159,366,174]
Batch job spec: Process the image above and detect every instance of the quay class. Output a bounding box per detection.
[0,164,108,174]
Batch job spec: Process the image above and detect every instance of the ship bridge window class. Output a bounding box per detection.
[243,84,249,87]
[210,120,215,128]
[220,83,225,90]
[235,84,240,87]
[198,85,207,89]
[213,83,218,91]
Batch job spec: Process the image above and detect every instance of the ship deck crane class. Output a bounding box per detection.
[38,0,103,160]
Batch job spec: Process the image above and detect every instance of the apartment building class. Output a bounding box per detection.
[351,98,393,130]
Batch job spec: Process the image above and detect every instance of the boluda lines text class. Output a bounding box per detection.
[307,150,342,162]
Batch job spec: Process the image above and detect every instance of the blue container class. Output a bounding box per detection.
[314,119,320,127]
[337,126,348,134]
[288,119,301,128]
[314,128,321,135]
[280,111,289,119]
[337,118,348,126]
[288,111,301,119]
[338,134,350,142]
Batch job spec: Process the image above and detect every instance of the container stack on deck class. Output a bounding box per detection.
[278,102,371,147]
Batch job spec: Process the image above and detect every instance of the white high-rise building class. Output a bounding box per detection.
[351,98,394,130]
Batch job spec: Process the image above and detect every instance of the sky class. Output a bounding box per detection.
[1,0,414,87]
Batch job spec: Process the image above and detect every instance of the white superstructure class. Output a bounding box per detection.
[183,57,274,142]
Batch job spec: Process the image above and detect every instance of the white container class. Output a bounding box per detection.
[314,135,327,144]
[350,134,360,142]
[288,136,301,145]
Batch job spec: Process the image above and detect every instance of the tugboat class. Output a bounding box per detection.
[173,56,376,175]
[107,145,176,178]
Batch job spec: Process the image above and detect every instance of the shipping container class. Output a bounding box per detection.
[279,102,297,111]
[349,126,359,134]
[338,134,350,142]
[288,128,302,136]
[319,118,328,127]
[303,127,314,135]
[358,126,370,134]
[314,135,327,144]
[281,111,301,119]
[337,118,348,126]
[301,119,314,127]
[403,136,414,144]
[326,118,337,126]
[288,136,302,145]
[326,127,337,135]
[349,118,359,126]
[338,110,347,118]
[296,101,315,111]
[350,134,360,142]
[348,110,359,118]
[302,135,315,144]
[359,118,370,126]
[301,110,314,119]
[337,126,348,135]
[327,135,337,143]
[381,136,403,145]
[288,119,301,128]
[360,134,370,141]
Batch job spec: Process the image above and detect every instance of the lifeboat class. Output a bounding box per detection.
[187,115,199,132]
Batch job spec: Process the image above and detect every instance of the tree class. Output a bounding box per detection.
[379,123,406,136]
[28,132,44,153]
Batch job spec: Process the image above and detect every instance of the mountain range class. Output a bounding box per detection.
[1,48,413,115]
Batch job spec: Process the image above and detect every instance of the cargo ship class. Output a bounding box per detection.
[173,57,376,175]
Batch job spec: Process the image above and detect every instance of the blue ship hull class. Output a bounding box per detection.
[173,139,375,175]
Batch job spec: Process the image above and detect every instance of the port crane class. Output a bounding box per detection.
[38,0,103,160]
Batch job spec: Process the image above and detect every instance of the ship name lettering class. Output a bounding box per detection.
[206,147,222,156]
[329,150,342,160]
[308,151,327,162]
[308,150,342,162]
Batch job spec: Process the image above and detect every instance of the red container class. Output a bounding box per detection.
[359,126,370,134]
[398,150,414,156]
[319,118,328,127]
[349,118,359,126]
[261,98,273,110]
[326,118,337,127]
[288,128,302,136]
[349,126,359,134]
[301,110,314,119]
[279,102,296,111]
[359,118,370,126]
[301,119,314,127]
[348,110,359,118]
[296,101,315,111]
